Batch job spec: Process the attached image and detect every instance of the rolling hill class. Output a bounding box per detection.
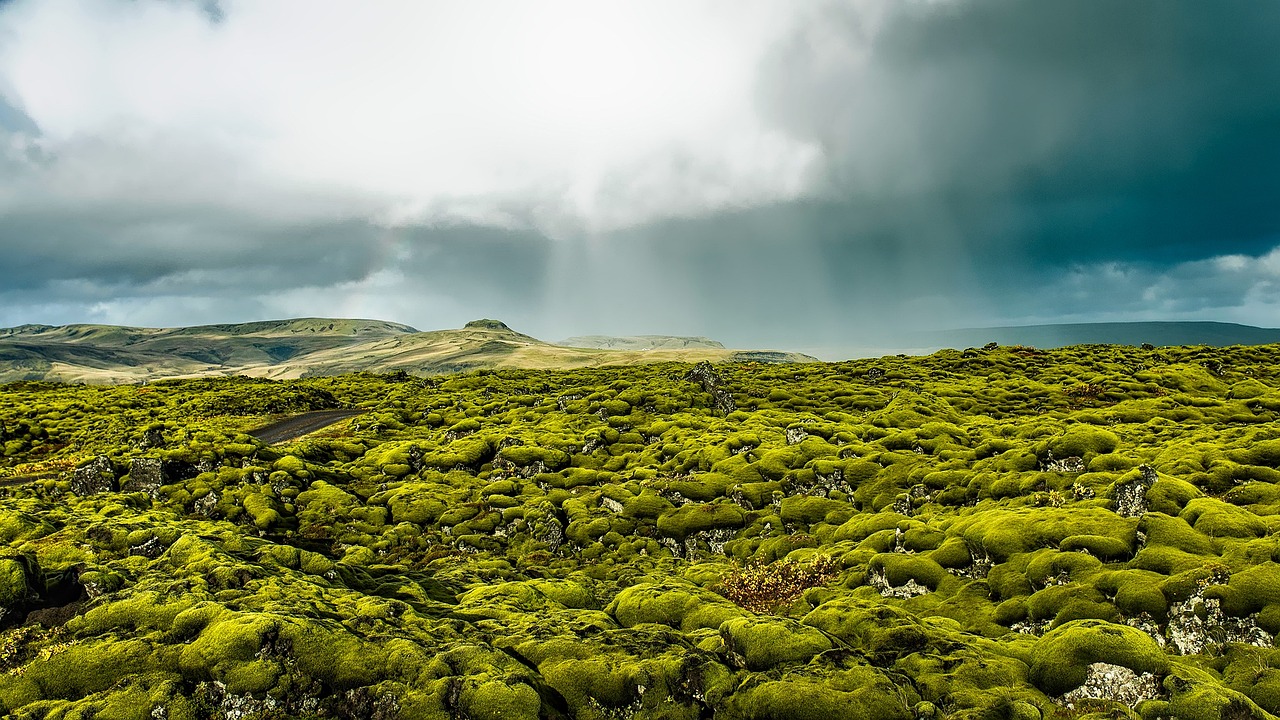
[0,318,816,383]
[558,335,726,351]
[913,321,1280,350]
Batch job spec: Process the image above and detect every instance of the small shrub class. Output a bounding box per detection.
[715,555,839,614]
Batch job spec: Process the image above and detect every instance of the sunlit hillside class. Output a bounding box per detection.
[0,319,815,384]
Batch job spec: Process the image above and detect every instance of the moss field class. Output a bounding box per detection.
[1,343,1279,719]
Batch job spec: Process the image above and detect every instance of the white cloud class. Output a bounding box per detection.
[0,0,826,235]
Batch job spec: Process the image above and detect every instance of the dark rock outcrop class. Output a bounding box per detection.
[71,456,116,495]
[685,361,736,415]
[123,457,165,496]
[139,427,166,449]
[407,444,424,474]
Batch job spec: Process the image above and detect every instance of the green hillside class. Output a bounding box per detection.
[1,342,1279,718]
[0,319,813,383]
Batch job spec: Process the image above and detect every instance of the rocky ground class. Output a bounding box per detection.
[0,343,1279,719]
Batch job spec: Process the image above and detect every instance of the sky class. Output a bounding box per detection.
[1,0,1278,356]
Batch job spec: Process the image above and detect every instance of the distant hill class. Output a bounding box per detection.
[914,321,1280,350]
[0,318,419,341]
[0,318,815,383]
[558,335,726,351]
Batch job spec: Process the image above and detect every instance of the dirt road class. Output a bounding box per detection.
[247,409,366,444]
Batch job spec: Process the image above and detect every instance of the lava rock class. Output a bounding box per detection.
[71,456,116,496]
[785,427,809,445]
[129,536,166,559]
[1044,455,1086,473]
[1114,465,1158,518]
[685,361,736,415]
[193,490,222,518]
[123,457,165,496]
[869,568,931,599]
[139,427,166,449]
[1060,662,1162,709]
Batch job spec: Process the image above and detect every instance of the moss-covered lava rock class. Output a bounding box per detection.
[0,342,1279,718]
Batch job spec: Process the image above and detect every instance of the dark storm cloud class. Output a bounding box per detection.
[0,210,387,291]
[397,225,552,305]
[0,198,558,332]
[758,0,1280,267]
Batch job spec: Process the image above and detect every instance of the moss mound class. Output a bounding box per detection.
[1029,619,1169,696]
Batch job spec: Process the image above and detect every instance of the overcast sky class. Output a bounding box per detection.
[1,0,1278,355]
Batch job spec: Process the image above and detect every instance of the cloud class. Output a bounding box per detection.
[1,0,1279,346]
[0,0,822,234]
[991,247,1280,330]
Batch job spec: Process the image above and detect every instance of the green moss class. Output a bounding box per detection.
[1029,619,1169,696]
[1146,476,1204,515]
[7,344,1280,716]
[928,537,973,568]
[1047,426,1121,460]
[952,507,1135,562]
[460,679,541,720]
[1180,498,1268,539]
[656,503,746,540]
[1166,667,1273,720]
[178,614,278,686]
[68,591,194,636]
[0,512,52,546]
[1025,551,1102,589]
[1097,570,1169,620]
[1138,513,1218,556]
[780,496,853,526]
[0,557,29,608]
[541,656,640,710]
[1089,453,1136,472]
[618,490,669,520]
[281,619,389,689]
[608,580,744,632]
[1059,534,1132,561]
[832,512,914,543]
[803,597,929,659]
[1027,584,1118,626]
[718,616,832,670]
[1209,564,1280,617]
[723,671,913,720]
[23,639,162,700]
[870,553,947,590]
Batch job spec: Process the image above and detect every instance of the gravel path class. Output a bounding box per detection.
[247,409,366,444]
[0,471,58,488]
